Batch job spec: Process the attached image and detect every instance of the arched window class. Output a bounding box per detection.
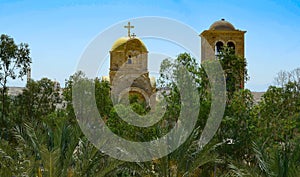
[215,41,224,55]
[127,55,132,64]
[227,42,235,54]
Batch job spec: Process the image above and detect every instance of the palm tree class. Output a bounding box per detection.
[110,128,222,177]
[223,140,300,177]
[8,113,126,177]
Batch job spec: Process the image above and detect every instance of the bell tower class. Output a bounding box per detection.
[200,19,247,89]
[200,19,246,61]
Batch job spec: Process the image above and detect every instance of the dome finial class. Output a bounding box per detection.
[221,18,225,21]
[124,22,135,37]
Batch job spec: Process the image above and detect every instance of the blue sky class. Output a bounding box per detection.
[0,0,299,91]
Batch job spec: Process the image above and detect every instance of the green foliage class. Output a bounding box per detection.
[254,82,300,146]
[107,103,169,142]
[218,46,248,100]
[224,68,300,177]
[94,78,113,118]
[0,34,31,127]
[217,89,255,164]
[1,44,300,176]
[14,78,61,123]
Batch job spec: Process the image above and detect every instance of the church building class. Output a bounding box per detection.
[200,18,246,61]
[104,19,247,103]
[200,19,246,88]
[108,22,155,104]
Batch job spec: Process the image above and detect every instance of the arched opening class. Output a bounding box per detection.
[215,41,224,56]
[118,87,151,115]
[127,55,132,64]
[227,42,235,54]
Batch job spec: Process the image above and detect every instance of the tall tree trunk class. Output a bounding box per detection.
[1,77,7,127]
[1,87,6,125]
[1,76,8,139]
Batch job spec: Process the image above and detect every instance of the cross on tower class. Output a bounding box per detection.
[124,22,134,37]
[131,33,136,38]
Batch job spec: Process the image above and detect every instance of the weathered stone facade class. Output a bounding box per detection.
[200,19,246,61]
[109,36,155,104]
[200,19,246,88]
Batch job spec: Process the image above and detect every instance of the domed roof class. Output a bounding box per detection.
[209,19,235,31]
[111,37,147,51]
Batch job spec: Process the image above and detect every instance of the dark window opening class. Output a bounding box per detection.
[127,55,132,64]
[227,42,235,54]
[215,41,224,55]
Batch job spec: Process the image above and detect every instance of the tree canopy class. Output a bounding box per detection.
[0,35,299,176]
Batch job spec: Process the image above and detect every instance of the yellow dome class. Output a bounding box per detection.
[111,37,147,51]
[209,19,235,31]
[111,37,129,51]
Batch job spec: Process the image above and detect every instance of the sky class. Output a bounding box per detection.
[0,0,299,91]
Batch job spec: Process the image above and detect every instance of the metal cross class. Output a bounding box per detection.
[124,22,134,37]
[131,33,136,38]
